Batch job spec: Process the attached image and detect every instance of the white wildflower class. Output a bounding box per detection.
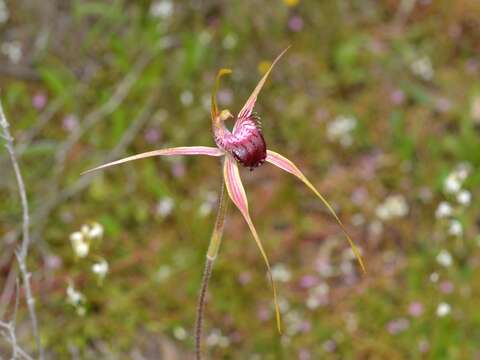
[198,31,212,45]
[436,250,452,267]
[156,197,174,217]
[66,284,84,306]
[285,310,303,336]
[76,306,86,317]
[155,265,172,282]
[456,190,471,206]
[410,56,434,81]
[436,302,451,317]
[150,0,173,18]
[1,41,22,64]
[312,283,329,297]
[448,219,463,237]
[306,283,329,310]
[306,296,321,310]
[88,222,104,240]
[368,219,384,236]
[444,164,470,194]
[206,328,230,348]
[173,326,187,340]
[435,201,453,219]
[70,231,89,258]
[223,33,238,50]
[326,115,357,147]
[444,174,462,194]
[92,259,109,280]
[375,194,409,221]
[180,90,193,106]
[351,213,365,226]
[271,263,291,282]
[0,0,9,24]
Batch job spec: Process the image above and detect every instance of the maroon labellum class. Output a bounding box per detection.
[215,114,266,170]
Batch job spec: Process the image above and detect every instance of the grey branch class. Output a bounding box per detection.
[0,99,44,359]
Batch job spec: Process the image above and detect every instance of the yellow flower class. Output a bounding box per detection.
[257,60,272,76]
[283,0,299,7]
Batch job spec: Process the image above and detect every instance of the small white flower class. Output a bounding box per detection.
[429,272,439,283]
[271,263,291,282]
[70,232,89,258]
[66,284,84,306]
[410,56,434,81]
[306,283,329,310]
[173,326,187,340]
[76,306,87,317]
[435,201,453,219]
[456,190,471,206]
[70,231,83,243]
[150,0,173,18]
[444,174,462,194]
[180,90,193,106]
[1,41,22,64]
[206,328,230,348]
[156,197,174,217]
[368,219,384,236]
[326,115,357,148]
[312,283,329,297]
[155,265,172,282]
[375,194,409,221]
[351,213,365,226]
[88,222,104,240]
[0,0,9,24]
[198,31,212,45]
[436,250,452,267]
[436,302,451,317]
[448,219,463,237]
[223,33,238,50]
[444,164,470,194]
[306,296,321,310]
[92,259,109,279]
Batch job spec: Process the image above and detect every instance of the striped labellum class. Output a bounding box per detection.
[215,113,266,170]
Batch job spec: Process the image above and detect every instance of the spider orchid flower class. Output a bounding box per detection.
[83,47,365,333]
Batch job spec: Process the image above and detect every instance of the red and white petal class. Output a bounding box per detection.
[82,146,224,174]
[266,150,366,273]
[236,46,290,123]
[223,154,282,333]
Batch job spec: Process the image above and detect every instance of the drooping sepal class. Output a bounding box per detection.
[223,154,282,333]
[266,150,366,274]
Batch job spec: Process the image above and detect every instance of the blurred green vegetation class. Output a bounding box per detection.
[1,0,480,358]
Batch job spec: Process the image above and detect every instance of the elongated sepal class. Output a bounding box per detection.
[82,146,224,174]
[223,154,282,333]
[211,68,232,120]
[236,46,290,121]
[266,150,366,274]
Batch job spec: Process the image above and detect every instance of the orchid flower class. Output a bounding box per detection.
[83,47,365,338]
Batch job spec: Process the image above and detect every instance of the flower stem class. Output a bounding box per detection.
[195,178,228,360]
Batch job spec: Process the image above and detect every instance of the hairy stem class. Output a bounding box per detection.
[0,99,43,359]
[195,178,228,360]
